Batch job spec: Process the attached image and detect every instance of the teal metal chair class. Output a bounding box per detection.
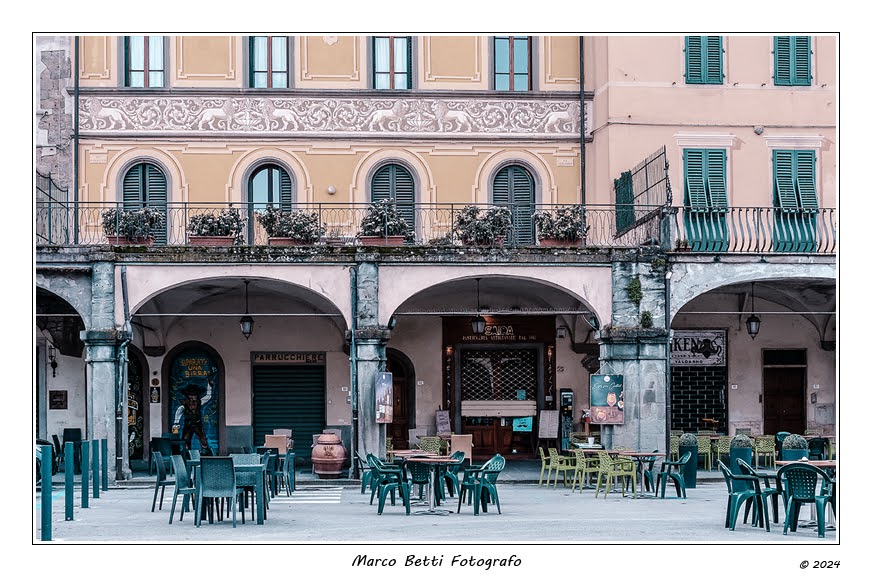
[735,458,780,531]
[168,455,198,524]
[356,451,373,494]
[368,454,411,515]
[457,454,506,515]
[653,451,691,499]
[776,462,833,538]
[717,460,760,531]
[231,452,263,522]
[441,451,465,498]
[196,457,245,528]
[279,452,296,496]
[807,437,830,460]
[151,450,174,512]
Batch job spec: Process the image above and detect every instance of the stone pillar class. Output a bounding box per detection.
[355,336,389,459]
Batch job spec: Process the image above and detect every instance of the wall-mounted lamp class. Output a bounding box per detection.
[471,278,487,335]
[746,282,761,340]
[48,344,58,378]
[240,279,254,340]
[326,185,337,195]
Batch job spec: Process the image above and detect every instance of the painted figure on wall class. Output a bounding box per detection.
[170,351,219,455]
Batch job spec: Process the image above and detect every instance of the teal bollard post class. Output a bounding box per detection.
[65,442,74,520]
[101,439,108,491]
[40,445,52,541]
[92,439,100,498]
[81,441,90,509]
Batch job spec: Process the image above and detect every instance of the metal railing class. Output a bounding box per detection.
[35,170,71,245]
[672,206,838,254]
[34,201,667,249]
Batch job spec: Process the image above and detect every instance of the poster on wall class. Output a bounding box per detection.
[590,374,624,425]
[375,372,393,424]
[670,330,726,366]
[169,351,219,455]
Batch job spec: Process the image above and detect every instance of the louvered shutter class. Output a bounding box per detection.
[493,165,534,245]
[793,36,812,86]
[685,36,703,83]
[706,150,728,208]
[144,163,167,245]
[684,149,708,209]
[705,36,723,84]
[492,169,510,205]
[371,165,392,203]
[279,168,294,209]
[773,150,799,209]
[406,37,413,88]
[795,150,818,209]
[392,165,415,230]
[122,165,144,209]
[615,171,635,232]
[774,36,792,85]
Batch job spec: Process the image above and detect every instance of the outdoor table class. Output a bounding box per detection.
[406,455,461,516]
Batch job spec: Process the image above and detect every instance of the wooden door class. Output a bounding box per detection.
[386,355,409,450]
[763,367,806,434]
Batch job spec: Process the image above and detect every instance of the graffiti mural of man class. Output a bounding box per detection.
[173,380,213,455]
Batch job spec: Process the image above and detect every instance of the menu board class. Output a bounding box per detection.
[590,374,624,425]
[538,410,559,439]
[436,410,451,435]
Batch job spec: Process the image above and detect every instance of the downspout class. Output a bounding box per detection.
[579,35,586,207]
[664,269,672,454]
[73,36,80,244]
[117,266,132,480]
[349,266,359,479]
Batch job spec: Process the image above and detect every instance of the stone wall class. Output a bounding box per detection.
[35,36,74,188]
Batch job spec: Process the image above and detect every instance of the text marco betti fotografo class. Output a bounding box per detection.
[352,554,522,570]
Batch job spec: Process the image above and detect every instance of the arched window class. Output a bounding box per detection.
[493,164,535,245]
[248,164,293,241]
[370,163,416,232]
[122,162,168,245]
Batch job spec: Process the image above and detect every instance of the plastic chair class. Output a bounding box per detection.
[697,435,713,471]
[569,448,597,493]
[593,451,636,499]
[185,448,201,463]
[418,436,443,455]
[638,450,660,493]
[150,437,172,476]
[279,452,296,496]
[457,454,506,515]
[754,435,776,468]
[774,431,791,459]
[51,434,64,466]
[168,455,197,524]
[264,434,290,455]
[807,437,830,460]
[441,451,465,498]
[272,429,294,451]
[548,447,574,488]
[367,454,410,515]
[356,451,373,494]
[449,434,473,465]
[537,446,554,486]
[717,460,760,530]
[776,462,833,538]
[669,435,679,461]
[404,460,433,502]
[151,450,174,512]
[231,453,262,522]
[714,436,733,466]
[735,458,780,531]
[196,457,245,528]
[654,451,691,499]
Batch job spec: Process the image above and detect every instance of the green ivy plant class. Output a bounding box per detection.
[256,206,326,242]
[102,207,164,241]
[626,276,643,307]
[640,310,653,328]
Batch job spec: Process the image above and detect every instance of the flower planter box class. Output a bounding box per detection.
[268,237,310,246]
[189,235,235,247]
[679,445,698,488]
[106,235,154,246]
[359,235,405,246]
[538,238,582,247]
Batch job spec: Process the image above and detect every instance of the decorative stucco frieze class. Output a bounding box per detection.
[79,94,590,139]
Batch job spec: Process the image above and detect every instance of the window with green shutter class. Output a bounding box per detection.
[121,162,168,244]
[493,165,534,244]
[373,36,412,89]
[248,164,294,241]
[772,149,817,252]
[371,163,416,232]
[614,171,635,232]
[683,149,729,251]
[685,36,723,84]
[774,36,812,86]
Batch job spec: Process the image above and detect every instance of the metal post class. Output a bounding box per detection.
[40,445,52,541]
[101,438,108,491]
[91,439,100,498]
[81,440,90,508]
[65,442,74,520]
[349,266,359,479]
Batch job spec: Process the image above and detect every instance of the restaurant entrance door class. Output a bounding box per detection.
[386,350,413,450]
[762,348,807,435]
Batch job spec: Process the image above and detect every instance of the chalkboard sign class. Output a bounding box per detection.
[538,410,559,439]
[435,410,451,435]
[590,374,624,425]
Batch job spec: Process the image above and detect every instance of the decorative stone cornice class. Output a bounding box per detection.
[763,134,826,149]
[78,94,587,140]
[673,133,737,148]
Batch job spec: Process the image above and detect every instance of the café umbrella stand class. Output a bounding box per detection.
[311,433,347,479]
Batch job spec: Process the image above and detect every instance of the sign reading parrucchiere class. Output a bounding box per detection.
[252,352,326,365]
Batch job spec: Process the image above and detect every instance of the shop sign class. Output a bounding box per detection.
[252,351,326,365]
[670,330,726,366]
[590,374,624,425]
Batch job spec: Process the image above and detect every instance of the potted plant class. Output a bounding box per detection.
[256,206,326,246]
[781,434,809,461]
[678,433,698,488]
[729,434,754,489]
[453,205,511,246]
[533,205,587,246]
[357,198,412,246]
[186,209,244,246]
[102,207,164,245]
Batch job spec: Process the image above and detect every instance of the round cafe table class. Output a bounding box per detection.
[405,456,461,516]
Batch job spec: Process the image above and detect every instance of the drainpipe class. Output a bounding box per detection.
[664,268,672,454]
[579,35,586,207]
[116,266,132,480]
[349,266,359,479]
[73,36,80,244]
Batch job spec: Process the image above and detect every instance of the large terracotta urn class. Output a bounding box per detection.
[311,433,347,478]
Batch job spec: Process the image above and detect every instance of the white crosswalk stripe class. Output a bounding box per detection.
[269,486,344,504]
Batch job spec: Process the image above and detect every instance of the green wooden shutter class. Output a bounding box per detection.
[371,164,415,232]
[144,163,168,245]
[252,365,326,462]
[705,36,723,84]
[279,168,294,209]
[492,169,510,205]
[493,165,533,245]
[706,150,728,208]
[122,165,144,209]
[685,36,703,83]
[615,171,635,232]
[774,36,791,85]
[795,150,818,209]
[684,149,708,208]
[406,37,413,88]
[773,150,799,209]
[371,165,392,203]
[793,36,812,86]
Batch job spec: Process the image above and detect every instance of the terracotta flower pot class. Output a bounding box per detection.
[358,235,405,246]
[311,433,347,478]
[106,235,154,246]
[189,235,235,247]
[268,237,309,246]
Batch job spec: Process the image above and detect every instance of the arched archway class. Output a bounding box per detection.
[386,348,416,450]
